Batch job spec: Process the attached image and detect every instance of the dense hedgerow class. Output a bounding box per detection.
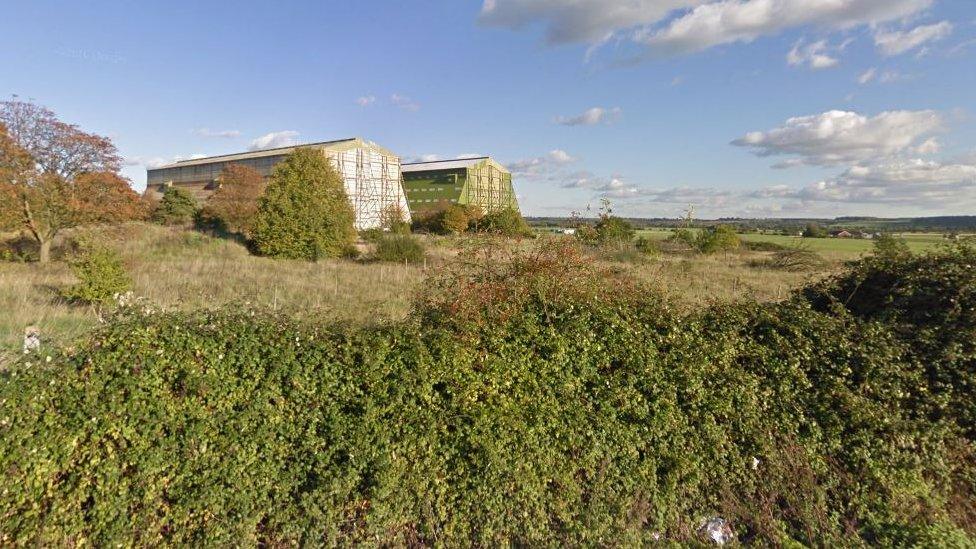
[802,241,976,439]
[1,242,974,546]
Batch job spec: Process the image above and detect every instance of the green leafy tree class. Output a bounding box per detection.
[802,222,827,238]
[696,224,741,254]
[873,233,910,259]
[152,187,198,225]
[60,244,132,306]
[252,148,356,260]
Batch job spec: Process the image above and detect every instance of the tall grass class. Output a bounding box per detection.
[2,223,839,354]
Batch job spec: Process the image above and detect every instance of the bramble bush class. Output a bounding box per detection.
[802,241,976,439]
[1,241,974,546]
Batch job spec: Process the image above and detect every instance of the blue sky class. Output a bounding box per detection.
[2,0,975,218]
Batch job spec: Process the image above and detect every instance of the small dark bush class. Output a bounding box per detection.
[743,240,788,252]
[751,245,824,271]
[374,234,425,264]
[0,233,39,262]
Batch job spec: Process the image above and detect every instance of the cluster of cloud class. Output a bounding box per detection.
[555,107,622,126]
[508,149,578,179]
[787,40,841,70]
[731,109,974,211]
[481,0,940,58]
[514,107,975,216]
[752,158,976,207]
[874,21,953,56]
[248,130,300,151]
[731,110,943,167]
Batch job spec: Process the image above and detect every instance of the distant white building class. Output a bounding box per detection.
[146,138,410,230]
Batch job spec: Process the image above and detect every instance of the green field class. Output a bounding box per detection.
[635,228,949,259]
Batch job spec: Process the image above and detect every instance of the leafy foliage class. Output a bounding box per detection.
[374,233,425,264]
[198,164,267,239]
[0,105,141,262]
[472,207,531,237]
[695,224,741,254]
[411,204,482,235]
[60,244,132,305]
[152,186,198,226]
[1,241,974,546]
[802,222,827,238]
[802,242,976,438]
[872,232,910,259]
[252,148,357,260]
[380,204,411,234]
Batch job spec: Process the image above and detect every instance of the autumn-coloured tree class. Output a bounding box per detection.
[71,171,149,224]
[199,164,267,238]
[0,100,141,262]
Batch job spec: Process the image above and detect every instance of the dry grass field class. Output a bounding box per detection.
[0,222,933,355]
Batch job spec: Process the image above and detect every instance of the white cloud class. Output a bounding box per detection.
[555,107,622,126]
[481,0,933,61]
[637,0,932,56]
[732,110,944,167]
[509,149,579,177]
[787,40,840,70]
[857,67,877,84]
[356,95,376,107]
[457,153,485,159]
[874,21,953,56]
[391,93,420,112]
[191,128,241,139]
[774,159,976,206]
[248,131,300,151]
[479,0,701,45]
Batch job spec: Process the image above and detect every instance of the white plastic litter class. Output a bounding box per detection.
[700,517,734,545]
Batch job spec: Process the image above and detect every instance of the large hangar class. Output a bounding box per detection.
[146,138,410,230]
[400,156,519,218]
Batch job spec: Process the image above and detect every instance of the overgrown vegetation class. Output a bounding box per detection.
[59,243,132,306]
[473,207,531,237]
[803,241,976,439]
[2,240,974,545]
[197,164,267,239]
[152,186,198,226]
[252,148,357,260]
[668,224,742,255]
[374,233,425,264]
